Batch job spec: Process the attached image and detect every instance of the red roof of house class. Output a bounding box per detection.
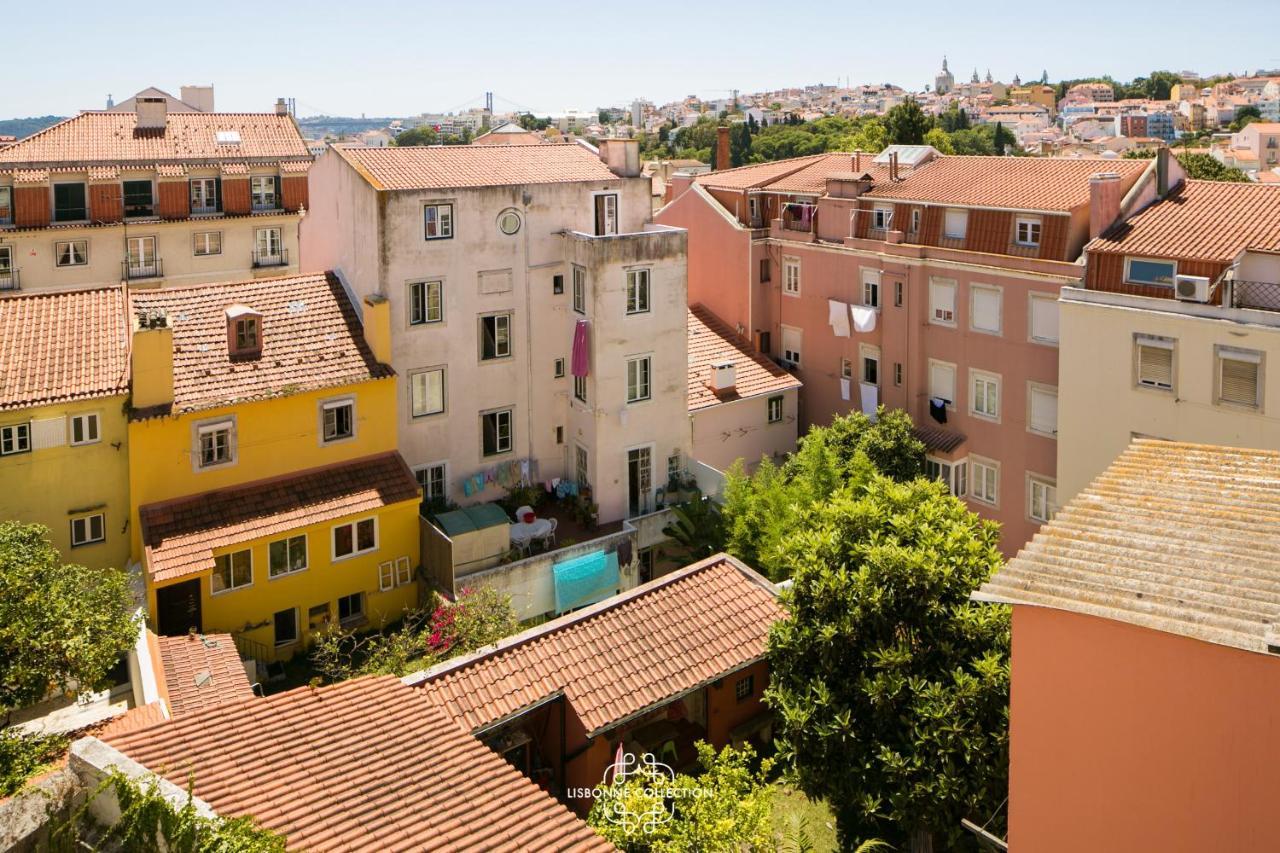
[410,554,782,736]
[333,142,619,191]
[129,272,393,417]
[1086,179,1280,263]
[139,453,420,583]
[0,111,310,166]
[0,285,130,411]
[155,633,254,715]
[101,675,610,852]
[687,305,800,411]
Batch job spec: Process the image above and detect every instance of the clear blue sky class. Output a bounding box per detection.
[10,0,1280,118]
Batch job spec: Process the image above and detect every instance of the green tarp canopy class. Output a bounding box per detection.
[432,503,511,537]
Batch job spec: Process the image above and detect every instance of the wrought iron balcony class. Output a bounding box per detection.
[122,258,163,280]
[252,247,289,268]
[0,268,19,291]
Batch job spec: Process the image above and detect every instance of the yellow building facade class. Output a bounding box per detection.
[127,274,423,659]
[0,286,132,570]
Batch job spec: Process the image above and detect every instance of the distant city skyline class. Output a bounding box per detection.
[9,0,1280,119]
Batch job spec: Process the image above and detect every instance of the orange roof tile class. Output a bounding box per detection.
[862,155,1149,211]
[1086,179,1280,263]
[102,675,610,852]
[768,154,891,194]
[0,112,310,166]
[96,702,167,740]
[333,142,619,191]
[140,452,420,583]
[694,153,830,191]
[155,633,254,715]
[688,305,800,411]
[411,554,782,736]
[129,273,392,417]
[0,285,130,412]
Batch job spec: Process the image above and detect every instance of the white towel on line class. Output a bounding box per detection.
[828,299,850,337]
[860,382,879,420]
[851,305,877,333]
[840,378,851,401]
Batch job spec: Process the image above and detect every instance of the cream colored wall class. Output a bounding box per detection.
[691,388,800,473]
[5,212,301,291]
[0,396,130,570]
[1058,292,1280,500]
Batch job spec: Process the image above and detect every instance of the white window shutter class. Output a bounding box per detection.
[1030,387,1058,435]
[930,363,956,403]
[930,281,956,322]
[1031,296,1059,342]
[30,417,66,450]
[972,287,1001,333]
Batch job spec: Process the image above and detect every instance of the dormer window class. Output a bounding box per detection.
[226,305,263,356]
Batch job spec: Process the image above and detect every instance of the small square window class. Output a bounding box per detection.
[1015,218,1042,247]
[424,203,454,240]
[273,608,298,646]
[212,549,252,594]
[767,395,783,423]
[55,240,88,266]
[1,422,31,456]
[193,232,222,256]
[1216,346,1263,409]
[970,371,1000,420]
[333,517,377,559]
[970,458,999,505]
[197,421,234,468]
[929,279,957,325]
[480,314,512,360]
[233,317,259,353]
[70,514,105,547]
[1028,476,1057,523]
[409,280,443,325]
[416,463,448,503]
[70,413,100,445]
[322,399,354,443]
[482,409,513,456]
[338,592,365,625]
[269,535,308,577]
[734,674,754,702]
[553,274,565,295]
[1135,336,1174,391]
[411,368,446,417]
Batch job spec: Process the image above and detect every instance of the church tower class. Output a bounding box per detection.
[935,56,955,95]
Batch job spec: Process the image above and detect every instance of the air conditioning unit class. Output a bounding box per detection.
[1175,274,1211,303]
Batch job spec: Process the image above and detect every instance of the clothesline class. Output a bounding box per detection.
[460,457,538,498]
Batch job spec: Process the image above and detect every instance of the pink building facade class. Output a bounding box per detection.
[659,151,1153,553]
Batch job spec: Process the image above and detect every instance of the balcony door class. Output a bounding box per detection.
[256,227,282,259]
[593,193,618,236]
[627,446,652,518]
[127,236,157,277]
[155,579,202,636]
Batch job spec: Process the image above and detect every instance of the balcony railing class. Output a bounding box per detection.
[0,268,19,291]
[190,203,219,215]
[252,200,281,213]
[122,258,163,281]
[252,247,288,268]
[1230,279,1280,313]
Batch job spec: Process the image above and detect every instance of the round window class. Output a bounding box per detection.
[498,210,522,235]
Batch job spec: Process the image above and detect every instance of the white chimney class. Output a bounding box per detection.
[711,359,736,392]
[135,97,168,131]
[180,85,214,112]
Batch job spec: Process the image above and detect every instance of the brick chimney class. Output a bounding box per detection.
[131,310,173,410]
[275,98,289,117]
[715,126,731,171]
[135,97,168,132]
[1088,172,1122,239]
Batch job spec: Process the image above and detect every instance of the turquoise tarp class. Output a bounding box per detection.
[553,550,620,614]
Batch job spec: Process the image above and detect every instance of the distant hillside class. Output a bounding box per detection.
[0,116,65,140]
[296,116,398,138]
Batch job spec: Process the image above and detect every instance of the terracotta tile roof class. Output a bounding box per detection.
[155,163,186,177]
[102,675,610,852]
[914,424,967,453]
[0,285,130,412]
[410,554,782,736]
[974,440,1280,655]
[333,142,619,191]
[139,452,420,583]
[687,305,800,411]
[96,702,167,740]
[1086,179,1280,264]
[767,154,891,194]
[129,273,393,417]
[863,155,1149,211]
[0,112,311,166]
[694,153,830,191]
[155,633,254,715]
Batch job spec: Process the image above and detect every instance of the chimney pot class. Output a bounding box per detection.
[710,358,736,392]
[1088,172,1123,239]
[275,98,289,117]
[715,126,731,172]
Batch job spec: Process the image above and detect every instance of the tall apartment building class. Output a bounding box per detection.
[0,97,310,292]
[302,140,691,524]
[658,145,1156,553]
[1058,178,1280,500]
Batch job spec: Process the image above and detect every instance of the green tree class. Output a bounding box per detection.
[937,104,970,133]
[948,127,995,155]
[661,498,726,561]
[1177,152,1252,182]
[392,126,439,146]
[0,522,138,716]
[765,477,1010,852]
[923,127,954,154]
[1230,104,1263,132]
[992,121,1017,155]
[588,742,774,852]
[730,121,752,167]
[884,97,932,145]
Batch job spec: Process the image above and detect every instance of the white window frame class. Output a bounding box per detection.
[861,344,881,386]
[192,231,222,257]
[69,513,105,548]
[1028,292,1060,346]
[194,418,236,470]
[479,313,512,361]
[1124,256,1177,288]
[55,240,88,267]
[410,367,446,418]
[1027,474,1057,524]
[926,456,968,498]
[969,369,1001,422]
[1014,217,1042,247]
[767,395,783,423]
[1027,382,1059,438]
[69,412,101,446]
[268,534,308,578]
[928,359,957,408]
[320,397,356,444]
[970,456,1000,506]
[782,257,801,297]
[409,280,444,325]
[482,408,514,456]
[337,592,365,625]
[969,283,1002,336]
[943,208,968,240]
[332,516,379,562]
[0,422,31,456]
[424,202,454,240]
[1215,345,1264,410]
[1134,335,1175,392]
[929,278,957,326]
[593,191,619,236]
[190,177,218,212]
[626,268,651,315]
[872,205,893,230]
[781,325,802,368]
[862,268,881,309]
[415,461,448,503]
[572,265,586,314]
[211,548,253,595]
[626,355,653,403]
[250,175,278,210]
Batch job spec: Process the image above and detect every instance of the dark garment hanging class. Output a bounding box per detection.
[929,397,948,424]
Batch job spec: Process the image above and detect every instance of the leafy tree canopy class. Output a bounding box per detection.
[765,476,1010,851]
[0,522,138,714]
[884,98,932,146]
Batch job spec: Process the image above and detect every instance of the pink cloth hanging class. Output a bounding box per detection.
[571,319,590,377]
